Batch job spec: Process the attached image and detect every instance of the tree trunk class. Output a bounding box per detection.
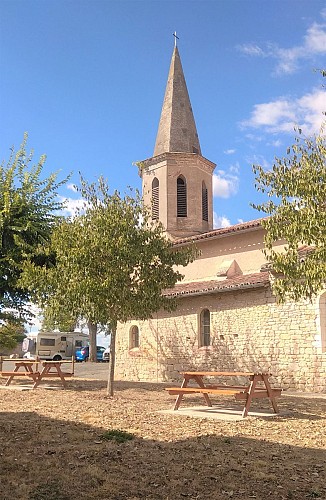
[87,321,97,362]
[107,320,117,396]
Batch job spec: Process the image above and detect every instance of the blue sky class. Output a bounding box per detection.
[1,0,326,230]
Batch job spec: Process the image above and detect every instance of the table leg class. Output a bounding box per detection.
[32,365,50,389]
[25,364,39,384]
[54,363,67,388]
[33,363,67,389]
[193,375,213,408]
[262,374,279,414]
[242,375,258,418]
[4,365,20,386]
[173,375,190,410]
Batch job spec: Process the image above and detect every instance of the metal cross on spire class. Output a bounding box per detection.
[173,31,179,47]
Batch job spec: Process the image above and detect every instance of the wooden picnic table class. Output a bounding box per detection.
[166,371,282,418]
[0,357,74,389]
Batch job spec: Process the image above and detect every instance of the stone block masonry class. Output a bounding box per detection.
[115,286,326,392]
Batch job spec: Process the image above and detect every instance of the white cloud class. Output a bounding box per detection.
[213,213,231,229]
[67,183,78,193]
[268,139,282,147]
[229,162,240,175]
[213,170,239,199]
[305,22,326,54]
[244,133,263,142]
[58,196,86,217]
[237,44,266,57]
[224,149,236,155]
[241,88,326,136]
[247,154,270,170]
[237,14,326,75]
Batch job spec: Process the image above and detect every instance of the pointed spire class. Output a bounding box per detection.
[153,46,201,156]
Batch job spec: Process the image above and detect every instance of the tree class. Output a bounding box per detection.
[22,177,196,395]
[41,306,77,332]
[0,315,25,350]
[252,126,326,302]
[0,134,68,347]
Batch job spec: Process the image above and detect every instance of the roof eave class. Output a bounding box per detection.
[164,279,270,299]
[173,221,266,247]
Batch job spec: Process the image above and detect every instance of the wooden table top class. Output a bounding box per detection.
[181,371,270,377]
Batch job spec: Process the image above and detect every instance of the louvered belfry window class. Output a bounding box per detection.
[202,181,208,221]
[177,176,187,217]
[152,177,159,220]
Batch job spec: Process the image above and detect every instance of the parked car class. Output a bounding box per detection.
[75,345,106,362]
[102,347,110,362]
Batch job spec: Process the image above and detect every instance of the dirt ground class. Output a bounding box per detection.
[0,377,325,500]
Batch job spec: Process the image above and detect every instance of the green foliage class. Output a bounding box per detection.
[22,176,196,391]
[41,306,77,332]
[23,176,195,321]
[101,429,135,443]
[0,134,68,317]
[0,318,25,349]
[252,127,326,302]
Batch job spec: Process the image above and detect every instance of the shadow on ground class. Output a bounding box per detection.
[0,407,325,500]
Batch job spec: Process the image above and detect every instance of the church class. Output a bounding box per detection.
[115,44,326,393]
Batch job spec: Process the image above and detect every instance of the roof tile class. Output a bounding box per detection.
[164,272,270,298]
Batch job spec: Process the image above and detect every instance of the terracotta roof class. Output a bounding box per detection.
[164,272,270,298]
[173,218,267,246]
[260,245,316,272]
[298,245,315,256]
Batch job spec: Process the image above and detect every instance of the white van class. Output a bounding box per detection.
[22,331,89,361]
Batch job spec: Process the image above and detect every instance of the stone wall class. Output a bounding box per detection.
[115,286,326,392]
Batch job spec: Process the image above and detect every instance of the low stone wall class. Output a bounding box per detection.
[115,286,326,392]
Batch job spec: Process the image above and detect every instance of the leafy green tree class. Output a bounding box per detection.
[0,314,25,350]
[0,134,68,347]
[252,126,326,302]
[22,177,196,395]
[41,306,77,332]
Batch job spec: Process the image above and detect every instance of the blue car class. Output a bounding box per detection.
[75,345,106,362]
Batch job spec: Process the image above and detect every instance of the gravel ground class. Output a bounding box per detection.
[0,367,325,500]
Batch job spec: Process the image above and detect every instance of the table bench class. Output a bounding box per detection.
[34,360,74,388]
[0,357,74,389]
[166,371,282,418]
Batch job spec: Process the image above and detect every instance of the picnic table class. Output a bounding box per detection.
[166,371,282,418]
[0,357,75,389]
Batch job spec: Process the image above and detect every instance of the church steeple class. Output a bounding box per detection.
[154,46,201,156]
[140,42,215,240]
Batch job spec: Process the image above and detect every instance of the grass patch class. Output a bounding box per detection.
[307,492,322,499]
[102,429,135,443]
[30,481,70,500]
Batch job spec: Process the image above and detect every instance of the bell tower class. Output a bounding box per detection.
[139,42,215,239]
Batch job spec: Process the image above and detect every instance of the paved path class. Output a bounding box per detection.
[73,363,326,398]
[2,361,326,399]
[74,361,109,380]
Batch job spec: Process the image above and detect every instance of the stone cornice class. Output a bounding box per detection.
[138,152,216,177]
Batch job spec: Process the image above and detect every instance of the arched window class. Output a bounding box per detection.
[202,181,208,221]
[319,292,326,352]
[199,309,210,347]
[152,178,159,220]
[130,325,139,349]
[177,176,187,217]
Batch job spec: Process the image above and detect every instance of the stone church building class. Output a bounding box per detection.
[115,45,326,392]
